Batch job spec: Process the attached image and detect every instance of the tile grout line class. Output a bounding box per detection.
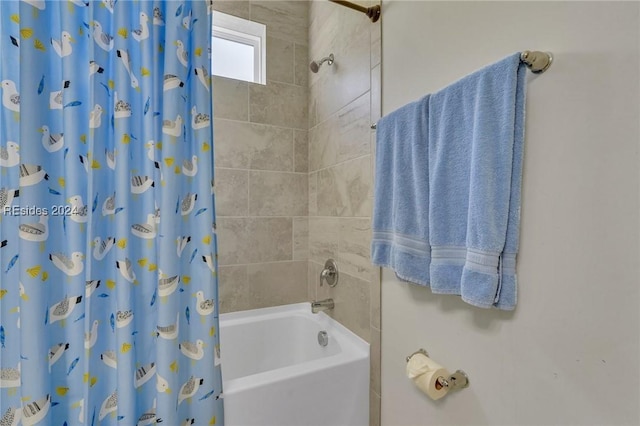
[264,77,307,89]
[292,128,296,173]
[309,87,371,130]
[220,259,308,268]
[293,41,298,87]
[246,169,250,217]
[291,206,295,265]
[310,152,372,175]
[216,167,308,176]
[246,58,251,122]
[310,89,372,129]
[213,116,303,132]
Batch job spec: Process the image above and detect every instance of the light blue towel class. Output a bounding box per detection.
[428,53,527,310]
[371,95,431,285]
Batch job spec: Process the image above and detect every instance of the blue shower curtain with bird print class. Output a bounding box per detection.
[0,1,223,425]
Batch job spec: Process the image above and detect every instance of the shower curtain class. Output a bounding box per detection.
[0,1,223,425]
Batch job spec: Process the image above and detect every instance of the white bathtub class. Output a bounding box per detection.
[220,303,370,426]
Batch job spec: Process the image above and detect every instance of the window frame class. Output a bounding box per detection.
[212,11,266,85]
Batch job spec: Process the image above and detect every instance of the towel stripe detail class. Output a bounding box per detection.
[372,231,430,256]
[430,246,517,275]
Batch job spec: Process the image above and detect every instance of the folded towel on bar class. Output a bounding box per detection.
[371,95,431,285]
[428,53,527,310]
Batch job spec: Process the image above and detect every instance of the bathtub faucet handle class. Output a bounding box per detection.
[320,259,339,287]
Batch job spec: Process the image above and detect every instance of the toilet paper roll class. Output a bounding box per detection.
[406,352,450,400]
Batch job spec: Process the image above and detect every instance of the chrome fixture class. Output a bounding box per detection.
[520,50,553,74]
[311,299,335,314]
[328,0,381,23]
[406,348,470,392]
[309,54,334,73]
[319,259,339,287]
[317,330,329,347]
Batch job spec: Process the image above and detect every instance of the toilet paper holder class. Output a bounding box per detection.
[406,348,470,392]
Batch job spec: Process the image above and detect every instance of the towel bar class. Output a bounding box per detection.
[370,50,552,130]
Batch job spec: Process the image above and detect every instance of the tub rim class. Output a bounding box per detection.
[220,302,370,395]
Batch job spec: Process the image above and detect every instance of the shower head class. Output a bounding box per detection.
[309,54,334,73]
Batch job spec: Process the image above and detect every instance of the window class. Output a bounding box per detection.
[212,11,266,85]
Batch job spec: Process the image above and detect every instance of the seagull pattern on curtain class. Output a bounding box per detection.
[0,1,223,425]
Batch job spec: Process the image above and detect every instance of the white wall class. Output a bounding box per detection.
[380,2,639,425]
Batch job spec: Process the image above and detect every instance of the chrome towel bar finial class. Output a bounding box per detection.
[520,50,553,74]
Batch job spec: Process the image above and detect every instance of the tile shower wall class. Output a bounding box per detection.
[213,1,309,313]
[308,1,381,425]
[212,2,381,423]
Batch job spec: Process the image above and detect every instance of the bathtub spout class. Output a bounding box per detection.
[311,299,335,314]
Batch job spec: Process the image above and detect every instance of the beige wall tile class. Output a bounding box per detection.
[219,263,310,312]
[308,96,318,129]
[251,1,309,45]
[213,76,249,121]
[370,327,381,394]
[370,131,377,195]
[212,0,314,322]
[307,260,321,301]
[317,155,372,217]
[214,119,293,171]
[294,130,308,172]
[212,0,250,19]
[305,1,380,405]
[309,3,370,124]
[215,168,249,217]
[219,261,307,312]
[219,265,249,313]
[308,0,334,41]
[308,0,338,87]
[308,217,340,264]
[370,64,381,124]
[309,69,370,130]
[339,218,372,281]
[309,92,370,171]
[245,261,308,308]
[317,271,371,341]
[267,36,294,84]
[249,171,308,216]
[217,217,292,264]
[370,390,381,426]
[370,17,381,68]
[294,43,309,87]
[308,172,318,216]
[370,68,380,194]
[370,267,381,330]
[293,217,309,260]
[250,81,308,129]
